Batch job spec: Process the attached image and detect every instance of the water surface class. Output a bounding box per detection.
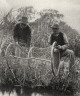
[0,87,79,96]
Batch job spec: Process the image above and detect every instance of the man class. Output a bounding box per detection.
[49,24,74,76]
[13,16,31,57]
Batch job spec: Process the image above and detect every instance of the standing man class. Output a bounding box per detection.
[49,24,74,76]
[13,16,31,57]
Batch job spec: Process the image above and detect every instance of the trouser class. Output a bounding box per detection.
[15,46,30,58]
[60,49,75,70]
[51,48,75,76]
[15,42,30,58]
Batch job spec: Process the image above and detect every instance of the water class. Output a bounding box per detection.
[0,86,79,96]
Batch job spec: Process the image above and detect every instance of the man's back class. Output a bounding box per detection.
[13,23,31,47]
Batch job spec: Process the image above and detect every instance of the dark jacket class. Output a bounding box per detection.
[50,32,69,51]
[13,23,31,47]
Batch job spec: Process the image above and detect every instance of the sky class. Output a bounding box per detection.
[0,0,80,32]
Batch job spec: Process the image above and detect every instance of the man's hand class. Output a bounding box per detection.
[53,48,59,52]
[57,45,62,49]
[16,41,18,45]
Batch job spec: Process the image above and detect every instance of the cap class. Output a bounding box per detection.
[18,16,28,21]
[51,24,59,29]
[22,16,28,20]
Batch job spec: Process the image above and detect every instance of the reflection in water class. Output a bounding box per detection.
[0,87,79,96]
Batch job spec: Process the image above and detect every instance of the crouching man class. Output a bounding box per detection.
[49,24,75,76]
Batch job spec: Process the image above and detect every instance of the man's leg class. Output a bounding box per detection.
[15,45,22,57]
[61,49,75,72]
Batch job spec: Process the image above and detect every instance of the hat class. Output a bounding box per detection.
[51,24,59,29]
[22,16,28,20]
[18,16,28,21]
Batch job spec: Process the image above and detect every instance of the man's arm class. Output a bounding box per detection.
[26,26,31,47]
[59,33,69,50]
[48,34,54,45]
[13,24,19,42]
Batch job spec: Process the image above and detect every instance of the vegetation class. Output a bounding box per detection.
[0,7,80,56]
[0,6,80,92]
[0,55,79,91]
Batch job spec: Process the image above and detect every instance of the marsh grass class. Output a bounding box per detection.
[0,54,79,93]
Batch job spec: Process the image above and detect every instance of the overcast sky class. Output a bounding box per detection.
[0,0,80,32]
